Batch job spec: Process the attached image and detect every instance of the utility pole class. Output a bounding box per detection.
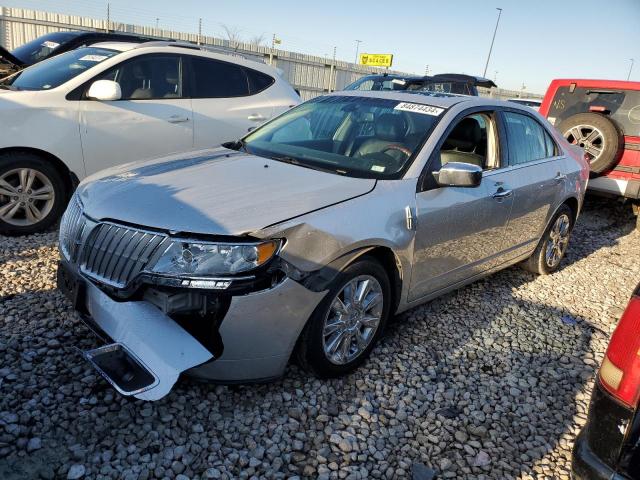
[106,3,110,32]
[269,34,276,66]
[354,40,362,65]
[482,7,502,78]
[155,18,159,30]
[628,58,635,81]
[197,18,202,45]
[424,65,430,76]
[494,70,498,82]
[331,46,337,92]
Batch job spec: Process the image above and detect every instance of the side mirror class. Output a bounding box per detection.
[87,80,121,101]
[436,162,482,188]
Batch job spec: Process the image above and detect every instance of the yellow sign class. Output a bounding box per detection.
[359,53,393,68]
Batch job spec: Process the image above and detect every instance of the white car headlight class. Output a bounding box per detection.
[151,240,281,276]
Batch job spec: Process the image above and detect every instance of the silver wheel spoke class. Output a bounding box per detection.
[355,329,369,349]
[324,318,345,336]
[0,201,21,220]
[25,203,42,223]
[30,185,54,201]
[584,129,601,143]
[568,127,583,142]
[584,144,602,157]
[326,331,344,355]
[355,279,371,304]
[0,179,17,197]
[19,169,36,192]
[339,333,352,361]
[363,292,382,312]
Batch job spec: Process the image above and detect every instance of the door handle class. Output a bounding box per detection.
[167,115,189,123]
[247,114,267,122]
[492,188,513,199]
[554,172,567,182]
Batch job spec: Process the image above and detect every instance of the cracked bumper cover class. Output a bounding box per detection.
[77,274,326,400]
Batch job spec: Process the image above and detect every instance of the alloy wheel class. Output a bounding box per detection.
[0,168,55,226]
[322,275,384,365]
[545,214,571,268]
[563,125,605,164]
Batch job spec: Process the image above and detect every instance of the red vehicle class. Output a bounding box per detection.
[540,79,640,222]
[572,284,640,479]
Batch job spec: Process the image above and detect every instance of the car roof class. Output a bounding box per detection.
[90,42,140,52]
[331,89,493,108]
[508,97,542,102]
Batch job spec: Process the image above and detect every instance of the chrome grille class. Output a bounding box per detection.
[59,196,86,262]
[80,223,168,288]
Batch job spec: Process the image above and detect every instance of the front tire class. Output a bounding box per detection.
[296,258,391,378]
[0,152,67,235]
[521,204,575,275]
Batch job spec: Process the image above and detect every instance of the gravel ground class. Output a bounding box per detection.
[0,196,637,480]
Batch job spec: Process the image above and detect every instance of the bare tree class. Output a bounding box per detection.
[221,24,243,44]
[249,33,266,47]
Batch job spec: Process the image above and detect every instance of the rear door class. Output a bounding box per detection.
[79,53,194,175]
[496,110,567,257]
[186,56,275,149]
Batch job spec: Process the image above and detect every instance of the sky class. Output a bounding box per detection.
[3,0,639,93]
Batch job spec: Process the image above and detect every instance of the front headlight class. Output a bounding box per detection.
[151,239,281,276]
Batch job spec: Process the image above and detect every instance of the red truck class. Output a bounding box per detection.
[540,79,640,224]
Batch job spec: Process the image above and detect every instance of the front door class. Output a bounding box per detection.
[409,111,513,302]
[79,54,194,176]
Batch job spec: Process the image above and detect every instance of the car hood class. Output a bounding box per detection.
[78,148,376,236]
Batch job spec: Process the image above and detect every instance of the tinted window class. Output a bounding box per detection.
[246,68,274,94]
[11,31,81,64]
[95,54,183,100]
[504,112,553,165]
[1,47,118,90]
[189,57,249,97]
[548,86,640,137]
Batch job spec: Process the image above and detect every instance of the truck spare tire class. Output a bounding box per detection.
[558,113,623,174]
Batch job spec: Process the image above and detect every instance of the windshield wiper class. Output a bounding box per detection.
[269,155,346,175]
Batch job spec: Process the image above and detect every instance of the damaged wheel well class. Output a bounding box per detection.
[359,247,402,315]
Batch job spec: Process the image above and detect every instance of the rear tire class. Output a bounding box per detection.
[0,152,67,235]
[296,258,391,378]
[521,204,575,275]
[558,113,623,174]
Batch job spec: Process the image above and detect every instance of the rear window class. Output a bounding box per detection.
[189,57,249,97]
[246,68,274,94]
[547,86,640,136]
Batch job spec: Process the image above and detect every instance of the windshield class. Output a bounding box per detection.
[242,95,444,178]
[10,32,81,64]
[344,76,410,92]
[1,47,118,91]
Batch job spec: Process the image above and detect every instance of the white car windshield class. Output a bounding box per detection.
[1,47,118,91]
[241,95,444,179]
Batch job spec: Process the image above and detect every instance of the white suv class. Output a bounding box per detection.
[0,41,300,234]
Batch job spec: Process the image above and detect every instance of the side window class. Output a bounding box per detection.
[95,55,183,100]
[189,57,249,98]
[437,112,499,171]
[503,112,551,165]
[245,68,274,94]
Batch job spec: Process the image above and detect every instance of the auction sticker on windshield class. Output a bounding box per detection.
[79,55,109,62]
[395,102,444,116]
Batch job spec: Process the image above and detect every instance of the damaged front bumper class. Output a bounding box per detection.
[57,260,326,400]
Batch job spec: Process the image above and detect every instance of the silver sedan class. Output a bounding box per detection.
[57,91,588,400]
